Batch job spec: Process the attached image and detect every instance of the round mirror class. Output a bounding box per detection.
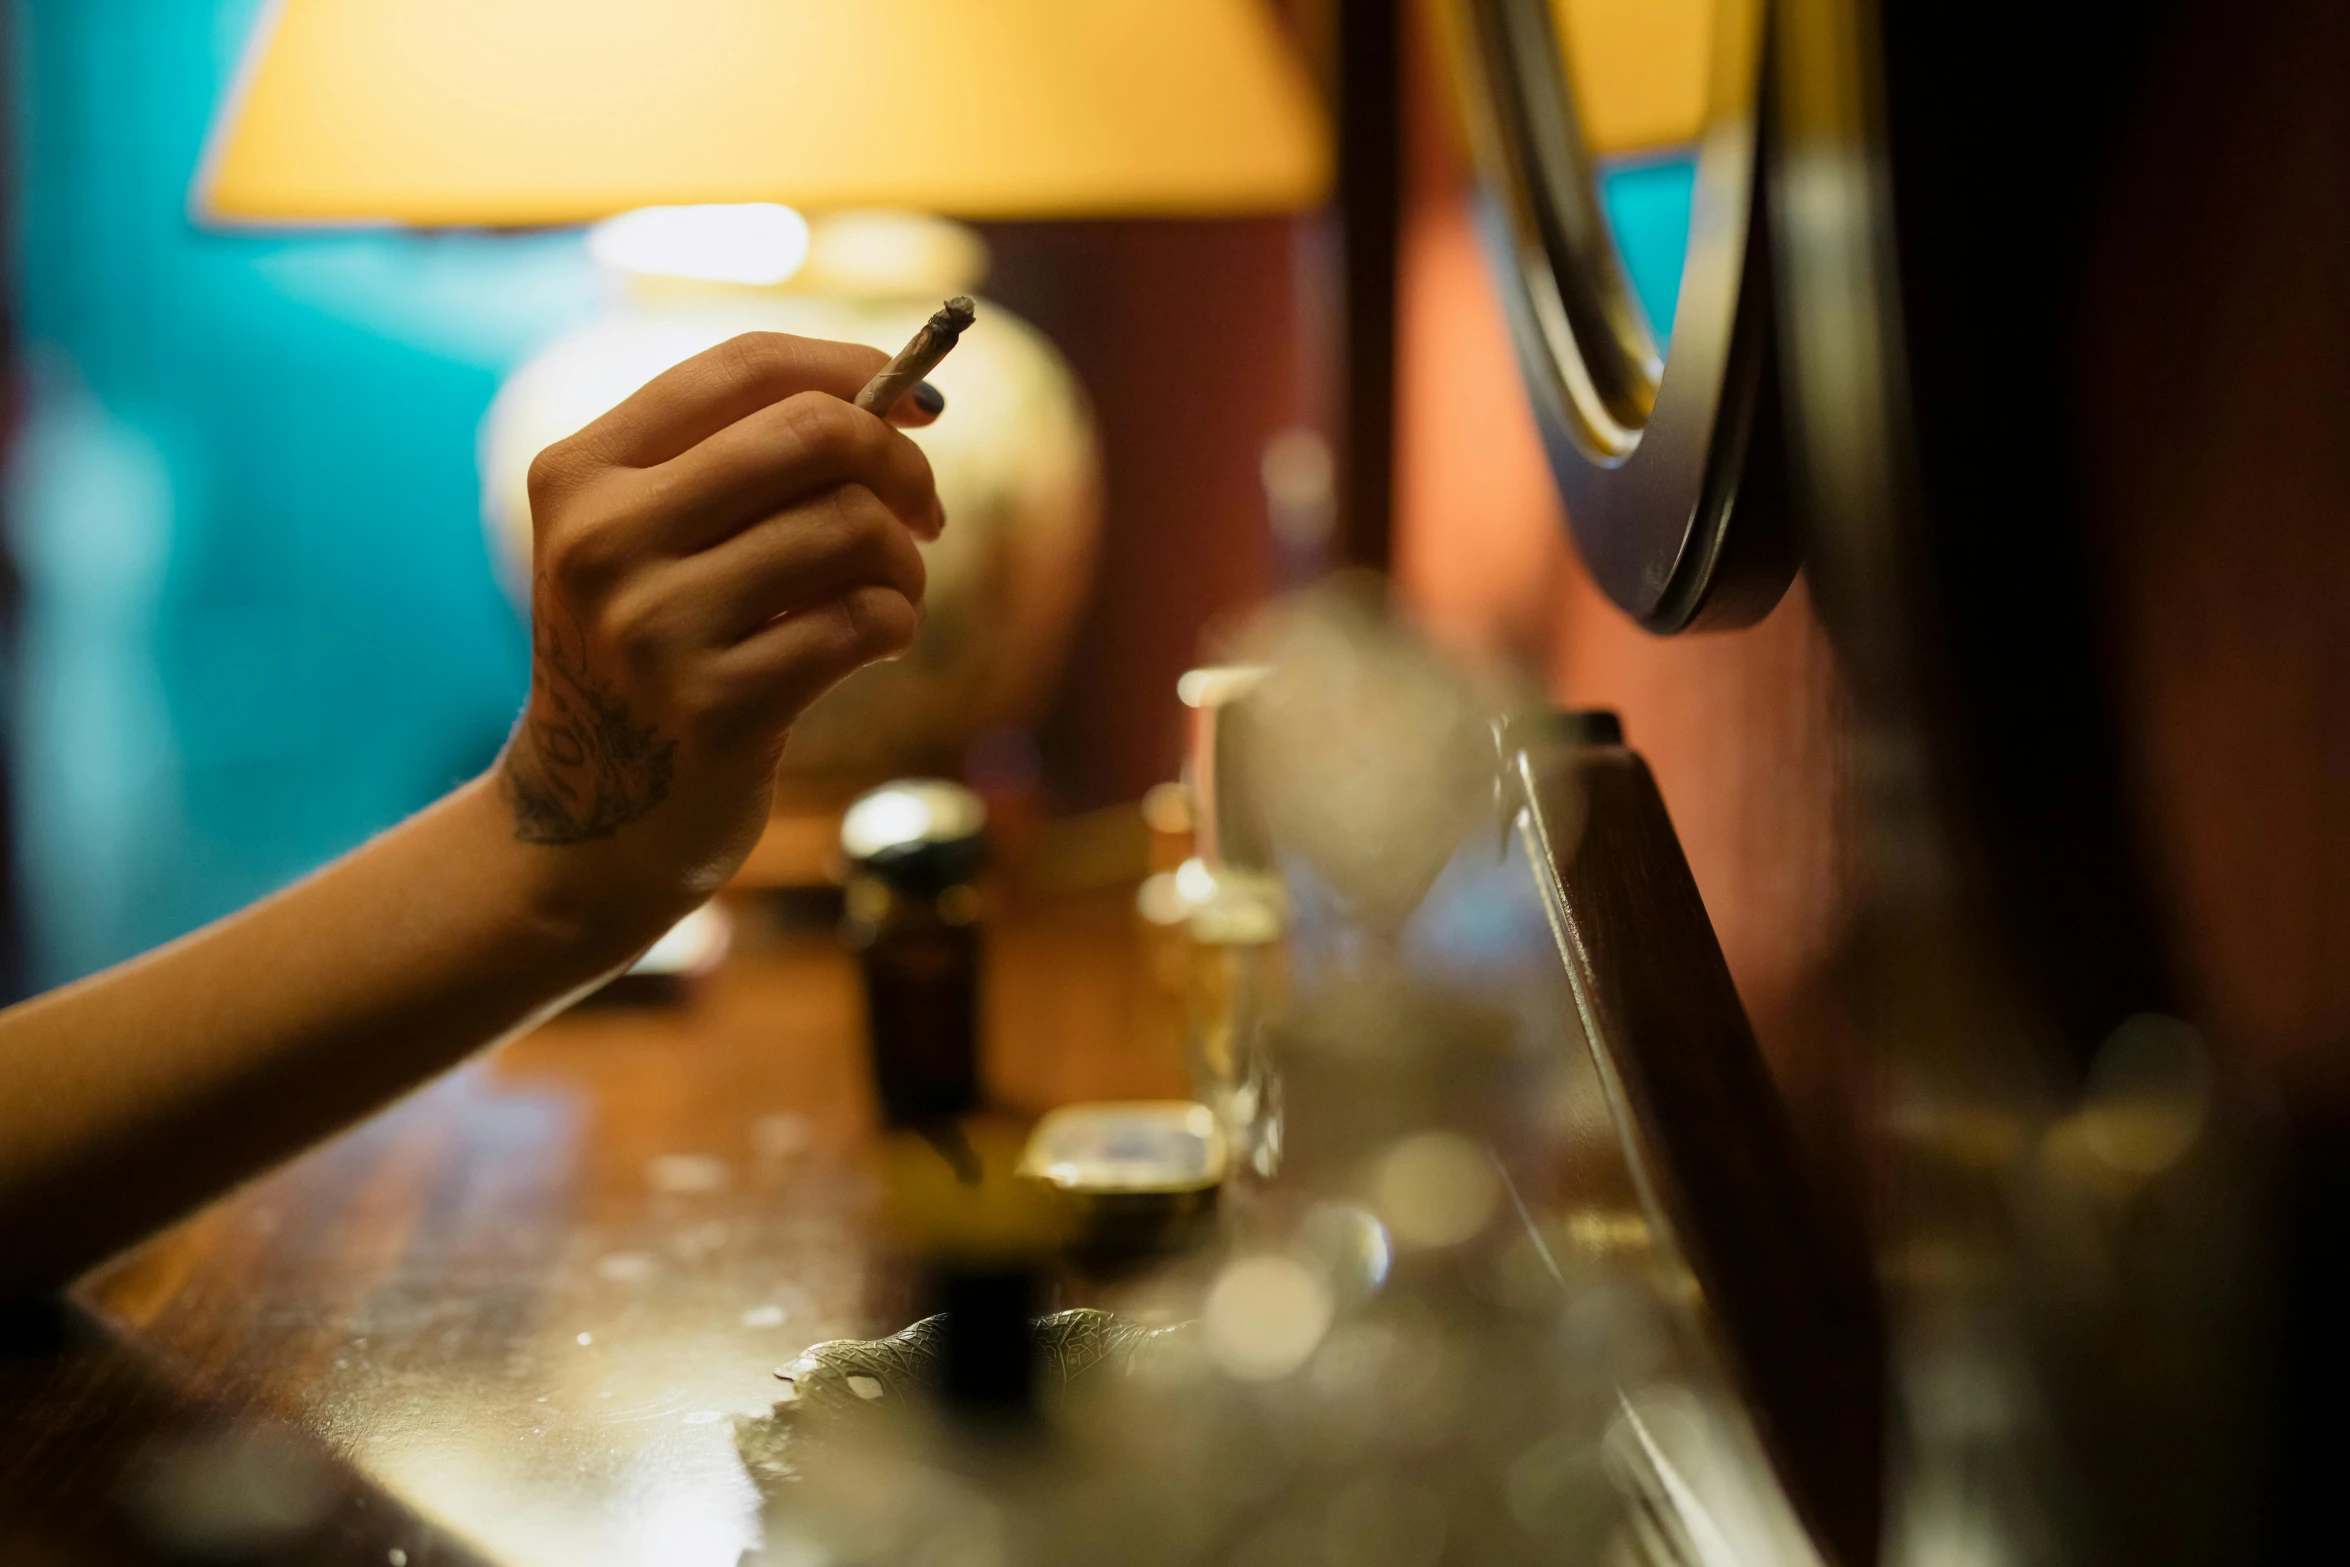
[1436,0,1793,632]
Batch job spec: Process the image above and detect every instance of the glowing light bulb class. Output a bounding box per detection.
[588,203,810,286]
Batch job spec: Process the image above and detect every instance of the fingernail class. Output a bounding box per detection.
[911,381,945,416]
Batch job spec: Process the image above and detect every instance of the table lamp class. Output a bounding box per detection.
[195,0,1328,225]
[191,0,1331,843]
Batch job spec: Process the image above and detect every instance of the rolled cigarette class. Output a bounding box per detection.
[853,296,976,417]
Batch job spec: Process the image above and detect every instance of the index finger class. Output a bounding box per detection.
[572,332,889,469]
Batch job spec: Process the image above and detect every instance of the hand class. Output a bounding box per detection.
[496,332,945,944]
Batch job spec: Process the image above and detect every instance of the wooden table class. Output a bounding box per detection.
[0,887,1182,1566]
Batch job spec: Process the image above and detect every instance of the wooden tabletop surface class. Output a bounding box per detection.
[0,885,1182,1566]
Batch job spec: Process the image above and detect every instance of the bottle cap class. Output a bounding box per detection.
[840,778,988,894]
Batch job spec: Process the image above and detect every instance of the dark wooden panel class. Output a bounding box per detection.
[1338,0,1400,569]
[979,219,1306,810]
[1517,737,1883,1567]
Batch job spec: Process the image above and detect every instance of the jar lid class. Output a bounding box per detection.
[840,778,988,893]
[1018,1102,1227,1195]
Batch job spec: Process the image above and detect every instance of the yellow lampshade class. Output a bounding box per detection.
[1553,0,1711,155]
[196,0,1331,225]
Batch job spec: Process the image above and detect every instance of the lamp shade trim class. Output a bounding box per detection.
[195,0,1333,226]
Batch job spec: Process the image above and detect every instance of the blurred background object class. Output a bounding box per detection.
[1429,0,1792,632]
[9,0,596,988]
[3,0,1333,987]
[197,0,1333,863]
[9,0,2350,1562]
[482,210,1102,785]
[1170,663,1286,1176]
[1414,0,2350,1561]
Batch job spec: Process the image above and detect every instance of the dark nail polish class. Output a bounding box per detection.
[911,381,945,416]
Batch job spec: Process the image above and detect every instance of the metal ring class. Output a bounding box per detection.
[1439,0,1792,632]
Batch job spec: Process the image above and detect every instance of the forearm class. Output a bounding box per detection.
[0,330,942,1297]
[0,773,669,1296]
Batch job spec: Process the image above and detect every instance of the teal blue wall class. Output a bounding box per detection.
[1599,151,1698,348]
[9,0,604,985]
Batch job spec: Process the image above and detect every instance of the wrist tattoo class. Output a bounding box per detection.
[503,585,676,844]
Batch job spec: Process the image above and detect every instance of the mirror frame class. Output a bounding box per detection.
[1437,0,1795,632]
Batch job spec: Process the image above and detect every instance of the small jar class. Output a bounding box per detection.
[1184,871,1287,1179]
[1176,666,1287,1178]
[839,780,989,1131]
